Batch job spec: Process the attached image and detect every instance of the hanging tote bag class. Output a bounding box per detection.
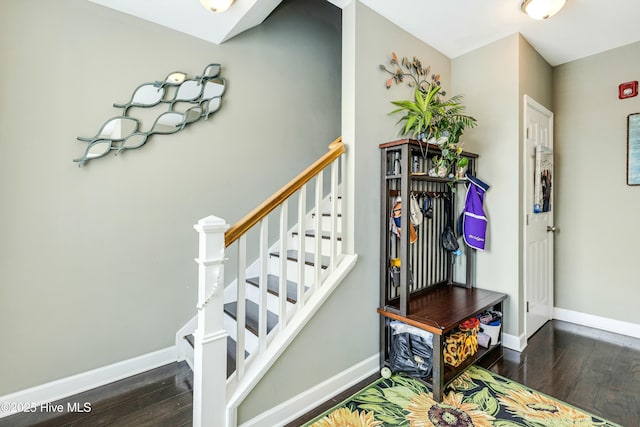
[462,179,488,250]
[390,196,417,244]
[441,195,460,254]
[410,194,424,226]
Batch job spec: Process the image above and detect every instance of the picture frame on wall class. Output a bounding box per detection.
[628,113,640,186]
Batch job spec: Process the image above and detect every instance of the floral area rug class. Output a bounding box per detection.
[304,366,620,427]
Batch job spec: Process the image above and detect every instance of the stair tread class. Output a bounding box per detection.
[292,230,343,241]
[269,249,330,269]
[224,299,278,336]
[184,334,248,379]
[184,334,194,348]
[246,274,303,303]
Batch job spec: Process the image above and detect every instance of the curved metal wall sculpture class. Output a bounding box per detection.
[74,63,226,166]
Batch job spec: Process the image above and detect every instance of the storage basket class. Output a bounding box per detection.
[480,321,501,345]
[444,317,479,367]
[477,311,502,345]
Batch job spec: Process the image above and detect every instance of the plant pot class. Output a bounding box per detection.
[427,136,448,146]
[428,166,448,177]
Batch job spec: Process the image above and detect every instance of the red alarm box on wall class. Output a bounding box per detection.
[619,81,638,99]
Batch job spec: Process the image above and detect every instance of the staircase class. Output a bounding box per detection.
[176,138,357,426]
[225,208,341,371]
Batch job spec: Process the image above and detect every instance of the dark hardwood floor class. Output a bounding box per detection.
[1,320,638,426]
[288,320,640,426]
[0,362,194,427]
[487,320,640,427]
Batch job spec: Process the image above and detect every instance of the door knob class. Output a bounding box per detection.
[547,226,557,232]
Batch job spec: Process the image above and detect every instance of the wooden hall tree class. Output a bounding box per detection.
[377,139,507,402]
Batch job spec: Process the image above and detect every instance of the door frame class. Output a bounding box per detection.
[522,94,555,341]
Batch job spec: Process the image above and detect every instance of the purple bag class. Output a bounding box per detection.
[462,177,488,251]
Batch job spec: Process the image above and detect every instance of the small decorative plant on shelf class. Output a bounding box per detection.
[380,52,477,185]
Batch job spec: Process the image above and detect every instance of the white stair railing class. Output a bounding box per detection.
[193,138,356,426]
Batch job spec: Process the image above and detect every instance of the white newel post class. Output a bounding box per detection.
[193,215,229,427]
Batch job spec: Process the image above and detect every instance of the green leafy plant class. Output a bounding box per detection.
[381,52,478,182]
[388,85,442,140]
[456,156,470,176]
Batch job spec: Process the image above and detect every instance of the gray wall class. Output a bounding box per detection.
[452,34,553,338]
[5,0,636,420]
[553,42,640,323]
[238,1,451,422]
[242,12,638,422]
[0,0,341,396]
[451,35,521,336]
[517,35,554,334]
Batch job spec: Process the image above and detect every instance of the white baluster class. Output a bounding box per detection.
[259,218,268,353]
[236,235,246,379]
[313,173,323,291]
[330,160,339,272]
[297,185,307,311]
[279,201,288,326]
[340,147,350,255]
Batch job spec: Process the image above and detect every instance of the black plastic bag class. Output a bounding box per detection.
[389,332,433,379]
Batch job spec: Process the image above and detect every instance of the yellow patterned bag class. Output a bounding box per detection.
[444,318,480,367]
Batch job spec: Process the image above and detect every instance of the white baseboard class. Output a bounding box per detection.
[0,346,177,419]
[498,308,640,352]
[240,353,379,427]
[553,307,640,339]
[502,332,527,352]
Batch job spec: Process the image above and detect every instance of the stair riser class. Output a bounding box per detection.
[326,197,343,215]
[318,215,342,233]
[244,281,296,317]
[184,340,194,370]
[291,235,342,257]
[224,280,296,315]
[268,256,326,289]
[224,313,259,356]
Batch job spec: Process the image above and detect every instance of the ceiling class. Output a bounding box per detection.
[89,0,640,66]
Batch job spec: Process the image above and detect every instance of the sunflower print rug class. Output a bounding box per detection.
[303,366,620,427]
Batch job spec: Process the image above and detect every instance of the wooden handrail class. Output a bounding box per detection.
[225,137,345,247]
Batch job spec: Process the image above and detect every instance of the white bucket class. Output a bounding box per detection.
[480,322,501,345]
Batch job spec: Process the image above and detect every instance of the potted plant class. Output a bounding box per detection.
[381,53,477,182]
[456,156,469,179]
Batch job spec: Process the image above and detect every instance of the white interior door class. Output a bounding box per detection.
[524,95,554,339]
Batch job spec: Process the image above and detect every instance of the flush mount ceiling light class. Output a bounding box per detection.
[521,0,566,20]
[200,0,235,13]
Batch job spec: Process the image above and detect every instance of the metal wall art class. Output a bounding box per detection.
[74,63,226,166]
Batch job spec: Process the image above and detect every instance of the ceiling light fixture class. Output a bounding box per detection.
[521,0,566,20]
[200,0,235,13]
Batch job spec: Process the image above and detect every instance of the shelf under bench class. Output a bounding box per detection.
[378,285,507,402]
